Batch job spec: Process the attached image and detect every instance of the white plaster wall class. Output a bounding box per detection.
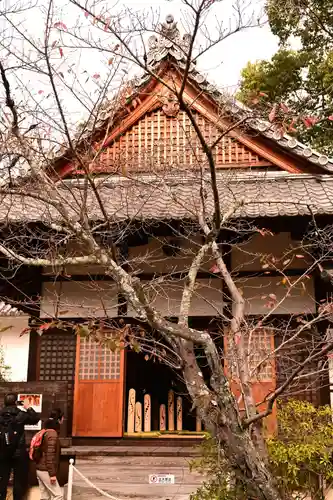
[40,281,119,318]
[0,316,30,381]
[236,276,316,315]
[128,278,224,317]
[232,232,311,272]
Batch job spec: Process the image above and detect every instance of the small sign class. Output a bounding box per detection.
[149,474,175,484]
[17,394,42,430]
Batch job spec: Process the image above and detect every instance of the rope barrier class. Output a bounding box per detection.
[67,459,123,500]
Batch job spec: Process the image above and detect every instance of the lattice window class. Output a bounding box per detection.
[39,330,76,432]
[79,338,121,380]
[247,329,274,381]
[226,329,274,381]
[39,330,76,383]
[77,110,271,175]
[275,334,320,405]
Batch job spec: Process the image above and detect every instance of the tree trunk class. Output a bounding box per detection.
[179,341,282,500]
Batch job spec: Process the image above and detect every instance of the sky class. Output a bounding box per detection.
[0,0,280,144]
[112,0,279,89]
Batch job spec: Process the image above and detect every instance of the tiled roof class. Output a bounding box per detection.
[79,15,333,173]
[0,301,25,317]
[2,172,333,223]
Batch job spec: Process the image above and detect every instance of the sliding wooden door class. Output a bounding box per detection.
[73,336,125,437]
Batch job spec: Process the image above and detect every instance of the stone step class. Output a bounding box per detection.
[69,456,203,499]
[74,456,197,467]
[63,446,200,458]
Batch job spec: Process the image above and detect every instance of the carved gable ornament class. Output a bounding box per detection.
[147,15,192,67]
[161,92,180,117]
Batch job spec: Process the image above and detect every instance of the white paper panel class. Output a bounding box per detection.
[128,278,223,317]
[41,280,118,318]
[232,232,311,272]
[236,276,315,315]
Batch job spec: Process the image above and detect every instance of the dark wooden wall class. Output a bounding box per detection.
[0,381,69,441]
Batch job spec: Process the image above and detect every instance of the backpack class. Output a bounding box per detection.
[29,429,47,462]
[0,411,20,458]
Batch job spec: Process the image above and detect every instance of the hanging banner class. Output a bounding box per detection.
[17,393,42,430]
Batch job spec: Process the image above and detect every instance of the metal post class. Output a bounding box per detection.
[67,458,74,500]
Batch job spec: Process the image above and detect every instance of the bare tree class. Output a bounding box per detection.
[0,1,332,499]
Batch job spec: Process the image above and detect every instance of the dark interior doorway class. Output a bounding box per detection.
[125,349,197,431]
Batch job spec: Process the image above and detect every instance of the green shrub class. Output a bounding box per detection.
[190,400,333,500]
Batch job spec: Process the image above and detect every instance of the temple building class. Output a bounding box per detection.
[1,15,333,441]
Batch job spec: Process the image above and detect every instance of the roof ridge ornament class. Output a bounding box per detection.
[147,15,193,68]
[161,14,179,40]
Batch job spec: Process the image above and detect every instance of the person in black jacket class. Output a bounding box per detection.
[0,393,40,500]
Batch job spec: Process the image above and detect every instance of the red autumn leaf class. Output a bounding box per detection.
[59,47,64,57]
[39,323,51,330]
[20,327,31,337]
[288,119,297,132]
[104,18,111,31]
[234,334,241,345]
[108,58,114,65]
[280,102,289,113]
[38,90,44,95]
[269,104,277,123]
[259,92,268,97]
[210,264,220,274]
[328,116,333,121]
[93,73,100,79]
[257,228,274,237]
[303,116,318,129]
[84,11,89,17]
[54,21,67,31]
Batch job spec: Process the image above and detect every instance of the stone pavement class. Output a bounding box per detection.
[21,446,204,500]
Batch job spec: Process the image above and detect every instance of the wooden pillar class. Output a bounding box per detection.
[159,404,166,431]
[176,396,182,431]
[168,390,175,431]
[196,411,202,432]
[135,401,142,432]
[127,388,135,433]
[144,394,151,432]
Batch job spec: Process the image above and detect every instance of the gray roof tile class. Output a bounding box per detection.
[1,172,333,223]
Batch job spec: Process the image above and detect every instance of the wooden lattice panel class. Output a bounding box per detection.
[39,330,76,432]
[78,338,121,381]
[226,329,274,382]
[39,330,76,383]
[89,110,271,174]
[275,335,320,405]
[247,329,274,381]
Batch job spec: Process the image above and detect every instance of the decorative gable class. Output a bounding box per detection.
[55,15,333,180]
[74,109,272,175]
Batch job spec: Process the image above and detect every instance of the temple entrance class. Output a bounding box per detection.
[125,349,199,435]
[73,336,125,437]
